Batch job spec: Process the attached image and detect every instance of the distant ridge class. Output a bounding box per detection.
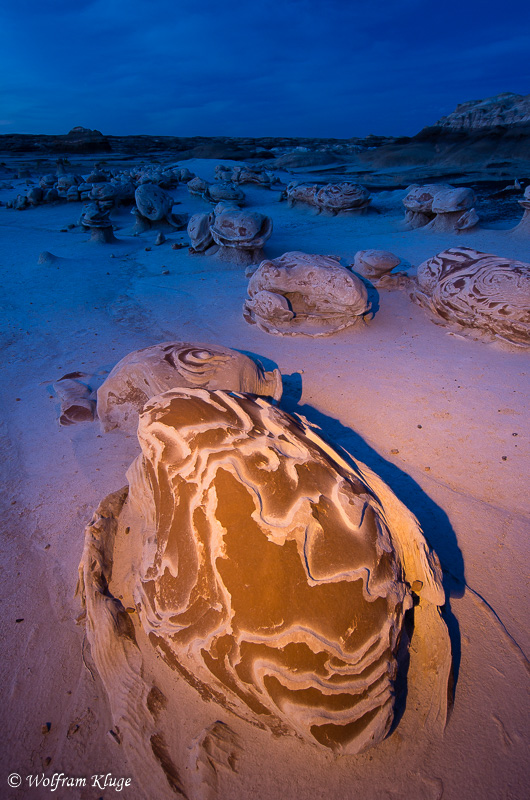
[432,93,530,131]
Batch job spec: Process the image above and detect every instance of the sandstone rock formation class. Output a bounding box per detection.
[411,247,530,344]
[204,181,246,207]
[403,185,479,231]
[133,183,186,232]
[285,182,320,208]
[315,182,371,214]
[432,93,530,131]
[53,374,96,425]
[80,202,117,243]
[285,181,370,214]
[78,389,451,798]
[244,251,370,336]
[188,176,211,197]
[402,184,451,228]
[187,212,216,253]
[56,174,80,198]
[89,182,118,205]
[174,167,195,183]
[210,205,273,265]
[97,342,282,433]
[230,165,274,187]
[352,250,401,281]
[426,187,479,232]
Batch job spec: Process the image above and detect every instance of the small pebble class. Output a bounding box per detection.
[171,242,185,250]
[42,722,51,734]
[60,228,68,233]
[108,729,121,744]
[502,456,507,461]
[155,232,166,245]
[417,424,422,429]
[67,223,75,229]
[390,448,399,455]
[161,269,170,275]
[145,246,151,251]
[43,757,52,768]
[16,618,24,623]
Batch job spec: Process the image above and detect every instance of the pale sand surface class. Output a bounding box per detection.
[1,158,529,798]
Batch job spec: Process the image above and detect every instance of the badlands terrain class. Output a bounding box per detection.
[1,101,529,799]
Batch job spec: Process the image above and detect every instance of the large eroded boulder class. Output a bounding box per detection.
[411,247,530,344]
[78,389,451,796]
[244,251,370,336]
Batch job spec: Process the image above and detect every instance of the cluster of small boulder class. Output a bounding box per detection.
[4,157,529,345]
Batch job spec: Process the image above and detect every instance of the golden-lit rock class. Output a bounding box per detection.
[79,389,450,771]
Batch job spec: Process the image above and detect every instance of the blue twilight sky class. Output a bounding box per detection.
[0,0,529,138]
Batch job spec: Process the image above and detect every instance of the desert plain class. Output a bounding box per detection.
[0,131,529,800]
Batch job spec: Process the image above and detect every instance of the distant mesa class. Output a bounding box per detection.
[431,93,530,131]
[66,126,105,138]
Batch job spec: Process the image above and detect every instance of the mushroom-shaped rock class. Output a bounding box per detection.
[513,185,530,235]
[402,184,452,228]
[210,206,273,265]
[187,212,215,254]
[426,187,478,232]
[411,247,530,344]
[90,182,118,205]
[80,202,117,243]
[205,181,246,207]
[315,182,371,214]
[96,342,282,433]
[188,176,210,197]
[353,249,401,280]
[78,388,451,792]
[244,251,370,336]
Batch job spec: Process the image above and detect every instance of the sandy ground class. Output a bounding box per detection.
[1,157,529,799]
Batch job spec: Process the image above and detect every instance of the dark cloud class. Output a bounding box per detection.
[0,0,528,136]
